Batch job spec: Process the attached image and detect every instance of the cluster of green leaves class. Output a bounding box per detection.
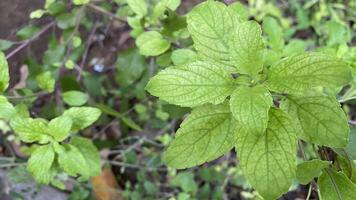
[0,51,101,186]
[146,1,355,199]
[123,0,187,57]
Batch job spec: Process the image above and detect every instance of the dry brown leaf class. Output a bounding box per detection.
[13,65,29,89]
[91,167,123,200]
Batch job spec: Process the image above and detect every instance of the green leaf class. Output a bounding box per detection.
[229,85,272,135]
[73,0,90,5]
[157,52,172,67]
[0,39,13,51]
[63,107,101,131]
[230,21,264,75]
[115,48,146,86]
[319,169,356,200]
[121,116,143,131]
[136,31,171,56]
[36,71,55,92]
[296,159,331,185]
[0,96,15,120]
[228,2,248,21]
[281,95,349,148]
[164,103,238,169]
[95,104,142,131]
[27,144,56,184]
[45,0,55,9]
[48,116,73,142]
[70,136,101,177]
[153,0,181,18]
[127,16,144,38]
[0,52,9,93]
[62,91,88,106]
[235,108,297,200]
[127,0,148,17]
[171,172,198,193]
[263,16,284,51]
[56,13,76,29]
[283,39,311,56]
[335,126,356,160]
[16,25,40,40]
[58,144,90,177]
[10,118,50,143]
[187,1,241,66]
[30,9,47,19]
[146,61,236,107]
[171,49,197,66]
[267,52,352,94]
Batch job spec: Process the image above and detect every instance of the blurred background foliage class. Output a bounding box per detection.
[0,0,355,199]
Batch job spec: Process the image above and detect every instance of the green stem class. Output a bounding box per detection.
[306,183,312,200]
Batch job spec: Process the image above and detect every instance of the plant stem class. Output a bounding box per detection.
[306,183,312,200]
[6,91,50,100]
[87,3,126,23]
[6,21,55,59]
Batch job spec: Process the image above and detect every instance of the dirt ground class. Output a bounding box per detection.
[0,0,45,38]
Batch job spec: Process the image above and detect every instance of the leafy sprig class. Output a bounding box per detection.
[146,1,355,199]
[0,51,101,185]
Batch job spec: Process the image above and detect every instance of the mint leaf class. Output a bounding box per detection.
[0,96,15,120]
[230,85,272,135]
[281,95,349,148]
[30,9,47,19]
[187,1,241,66]
[335,126,356,160]
[164,103,238,169]
[73,0,90,5]
[0,39,13,51]
[70,136,101,177]
[0,52,9,92]
[36,71,55,93]
[171,49,197,66]
[63,107,101,131]
[58,144,89,177]
[263,16,284,51]
[146,61,236,107]
[267,53,352,94]
[153,0,181,18]
[228,2,248,21]
[319,169,356,200]
[62,90,88,106]
[115,48,146,87]
[235,108,297,199]
[136,31,171,56]
[230,21,264,75]
[27,144,56,184]
[48,116,72,142]
[296,159,331,185]
[127,0,148,17]
[10,118,50,143]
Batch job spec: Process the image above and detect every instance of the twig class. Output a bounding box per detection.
[77,22,98,81]
[87,3,126,23]
[108,161,167,172]
[6,91,50,100]
[0,162,26,168]
[306,184,312,200]
[6,22,56,59]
